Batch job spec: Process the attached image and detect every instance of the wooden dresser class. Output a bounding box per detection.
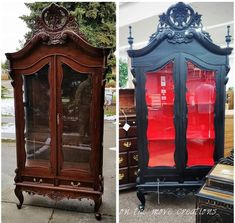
[119,89,138,190]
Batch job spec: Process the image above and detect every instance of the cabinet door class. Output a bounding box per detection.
[145,61,176,167]
[185,61,217,167]
[22,62,54,171]
[57,58,95,176]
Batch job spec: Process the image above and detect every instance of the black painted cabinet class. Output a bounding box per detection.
[127,2,232,211]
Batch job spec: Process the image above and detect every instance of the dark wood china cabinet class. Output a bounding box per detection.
[127,2,232,211]
[6,3,110,220]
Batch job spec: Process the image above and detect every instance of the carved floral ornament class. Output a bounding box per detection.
[149,2,212,44]
[31,3,86,45]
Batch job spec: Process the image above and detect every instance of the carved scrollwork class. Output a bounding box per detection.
[208,213,223,223]
[149,2,211,44]
[24,187,99,202]
[28,3,87,45]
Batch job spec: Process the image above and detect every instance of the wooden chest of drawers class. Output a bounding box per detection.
[119,89,138,190]
[119,114,138,189]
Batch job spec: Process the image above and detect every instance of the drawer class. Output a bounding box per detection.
[127,126,137,137]
[119,152,128,168]
[119,128,127,139]
[129,166,138,183]
[59,179,93,188]
[119,168,128,185]
[119,138,137,151]
[119,126,137,139]
[22,176,54,185]
[129,151,138,166]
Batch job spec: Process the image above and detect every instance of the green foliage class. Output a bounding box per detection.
[1,59,9,70]
[20,2,116,85]
[119,60,128,87]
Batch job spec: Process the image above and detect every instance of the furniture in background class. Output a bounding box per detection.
[119,89,138,190]
[196,151,234,223]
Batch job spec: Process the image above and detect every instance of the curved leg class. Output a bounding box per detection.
[137,189,145,212]
[14,187,24,209]
[94,197,102,221]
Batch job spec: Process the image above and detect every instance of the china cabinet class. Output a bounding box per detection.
[127,2,232,211]
[6,3,110,220]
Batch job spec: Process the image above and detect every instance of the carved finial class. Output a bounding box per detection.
[128,26,134,49]
[225,25,232,48]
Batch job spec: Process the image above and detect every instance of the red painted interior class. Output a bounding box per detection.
[145,61,216,168]
[145,62,175,167]
[186,62,216,166]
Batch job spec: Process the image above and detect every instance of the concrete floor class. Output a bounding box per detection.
[2,121,116,223]
[119,190,197,223]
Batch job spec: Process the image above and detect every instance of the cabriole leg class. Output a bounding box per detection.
[137,189,145,212]
[94,197,102,221]
[14,187,24,209]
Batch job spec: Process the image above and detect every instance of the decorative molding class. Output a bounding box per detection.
[149,2,211,44]
[29,3,87,45]
[127,2,232,57]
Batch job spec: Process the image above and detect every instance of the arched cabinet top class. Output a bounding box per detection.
[127,2,232,59]
[6,3,111,70]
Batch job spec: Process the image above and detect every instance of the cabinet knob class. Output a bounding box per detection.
[119,157,124,164]
[123,141,132,148]
[119,173,125,181]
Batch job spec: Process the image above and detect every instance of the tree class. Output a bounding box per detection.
[119,60,128,88]
[20,2,116,84]
[1,59,9,70]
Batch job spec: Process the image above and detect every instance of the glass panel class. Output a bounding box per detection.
[186,62,216,166]
[61,64,92,170]
[23,65,51,166]
[145,62,175,167]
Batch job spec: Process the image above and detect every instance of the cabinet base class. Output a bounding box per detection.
[15,182,103,220]
[136,181,203,210]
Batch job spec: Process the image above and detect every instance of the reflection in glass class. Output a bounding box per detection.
[186,62,216,166]
[23,65,51,166]
[61,64,92,170]
[145,62,175,167]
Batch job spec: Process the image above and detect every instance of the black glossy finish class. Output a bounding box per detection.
[127,2,232,209]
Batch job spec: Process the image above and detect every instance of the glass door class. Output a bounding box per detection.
[186,61,216,167]
[145,61,176,167]
[22,64,52,168]
[57,60,93,173]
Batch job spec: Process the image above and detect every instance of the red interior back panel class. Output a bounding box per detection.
[186,62,216,166]
[145,62,175,167]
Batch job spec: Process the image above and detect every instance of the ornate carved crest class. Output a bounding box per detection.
[31,3,86,45]
[149,2,211,44]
